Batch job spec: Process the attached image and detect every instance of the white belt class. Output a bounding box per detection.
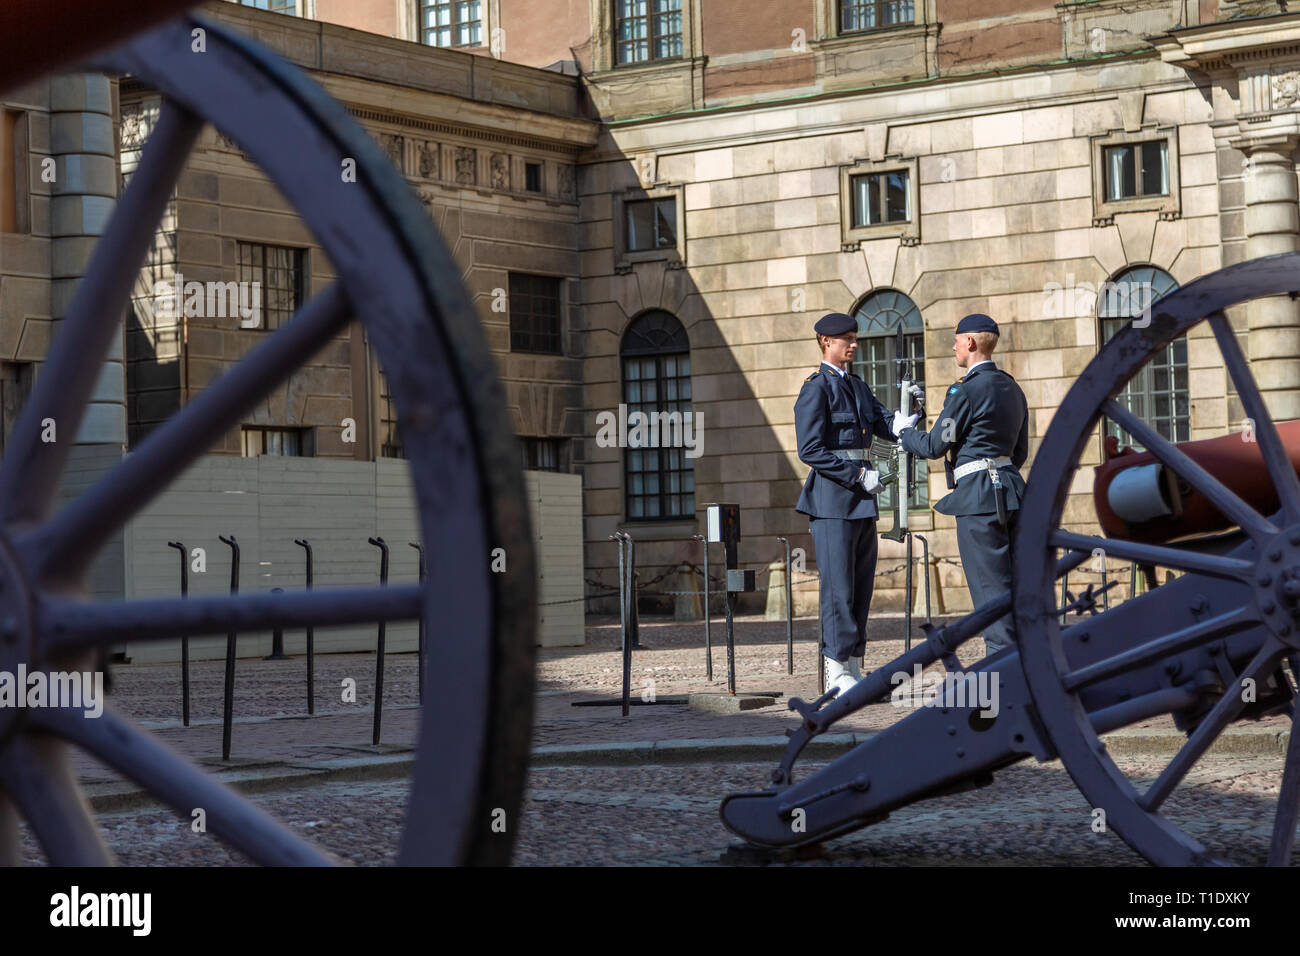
[953,457,1013,481]
[830,449,868,461]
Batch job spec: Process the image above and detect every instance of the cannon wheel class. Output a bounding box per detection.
[1015,253,1300,865]
[0,15,536,865]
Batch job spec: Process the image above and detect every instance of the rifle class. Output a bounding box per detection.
[880,325,924,544]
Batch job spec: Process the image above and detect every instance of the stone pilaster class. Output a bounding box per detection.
[48,73,126,602]
[1239,135,1300,420]
[48,73,125,445]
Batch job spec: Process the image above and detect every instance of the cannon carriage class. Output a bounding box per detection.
[722,256,1300,866]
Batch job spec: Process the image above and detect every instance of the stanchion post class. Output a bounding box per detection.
[692,533,713,682]
[707,504,750,697]
[294,538,314,715]
[916,534,932,626]
[1100,551,1109,612]
[265,587,287,660]
[167,541,190,727]
[610,532,629,716]
[777,536,793,675]
[622,533,635,710]
[368,536,389,745]
[409,542,426,704]
[217,534,239,760]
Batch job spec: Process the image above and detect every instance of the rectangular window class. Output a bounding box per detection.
[525,162,542,193]
[851,170,910,227]
[241,426,308,457]
[624,353,694,520]
[236,241,304,331]
[626,197,677,252]
[421,0,482,47]
[522,437,566,472]
[1104,141,1169,201]
[1100,319,1189,444]
[1,109,29,234]
[840,0,914,32]
[239,0,298,12]
[615,0,683,65]
[509,273,562,354]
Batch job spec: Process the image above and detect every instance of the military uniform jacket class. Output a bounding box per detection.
[898,362,1029,517]
[794,364,896,520]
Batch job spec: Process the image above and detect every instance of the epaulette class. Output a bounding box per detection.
[805,371,820,382]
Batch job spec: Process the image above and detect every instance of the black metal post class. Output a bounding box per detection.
[778,537,793,675]
[1060,569,1070,625]
[693,533,712,682]
[1100,551,1110,611]
[167,540,189,727]
[627,534,643,650]
[1129,559,1138,603]
[723,536,738,698]
[622,533,635,712]
[904,530,914,652]
[368,536,389,745]
[410,541,426,705]
[915,534,932,626]
[218,534,239,760]
[294,538,314,715]
[264,587,287,660]
[610,532,630,717]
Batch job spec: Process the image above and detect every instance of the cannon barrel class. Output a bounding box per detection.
[1093,419,1300,544]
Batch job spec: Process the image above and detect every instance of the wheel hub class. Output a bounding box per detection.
[0,531,35,749]
[1254,525,1300,649]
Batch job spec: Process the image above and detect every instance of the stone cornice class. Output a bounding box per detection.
[1153,12,1300,69]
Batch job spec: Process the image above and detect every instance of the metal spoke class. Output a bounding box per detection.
[33,705,331,866]
[1210,311,1300,521]
[1139,638,1283,812]
[1050,530,1254,582]
[0,101,203,529]
[0,732,113,865]
[1268,705,1300,865]
[1063,603,1262,692]
[1102,398,1276,541]
[39,582,422,655]
[23,283,352,584]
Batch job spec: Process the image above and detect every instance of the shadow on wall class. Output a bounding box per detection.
[580,154,827,621]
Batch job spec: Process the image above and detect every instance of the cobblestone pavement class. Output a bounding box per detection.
[15,753,1290,865]
[10,612,1293,864]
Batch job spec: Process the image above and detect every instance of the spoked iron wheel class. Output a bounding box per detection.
[0,16,535,865]
[1015,252,1300,865]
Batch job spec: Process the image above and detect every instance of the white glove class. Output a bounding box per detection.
[858,468,882,494]
[892,410,919,436]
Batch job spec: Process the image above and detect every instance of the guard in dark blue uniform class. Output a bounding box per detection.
[896,313,1028,655]
[795,312,900,695]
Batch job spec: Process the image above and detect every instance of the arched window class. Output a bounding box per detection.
[621,311,694,520]
[850,289,927,510]
[1098,265,1185,444]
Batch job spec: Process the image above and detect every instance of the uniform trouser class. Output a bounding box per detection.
[955,509,1019,656]
[810,516,878,662]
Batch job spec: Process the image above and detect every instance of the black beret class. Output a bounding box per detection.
[814,312,857,336]
[956,313,999,335]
